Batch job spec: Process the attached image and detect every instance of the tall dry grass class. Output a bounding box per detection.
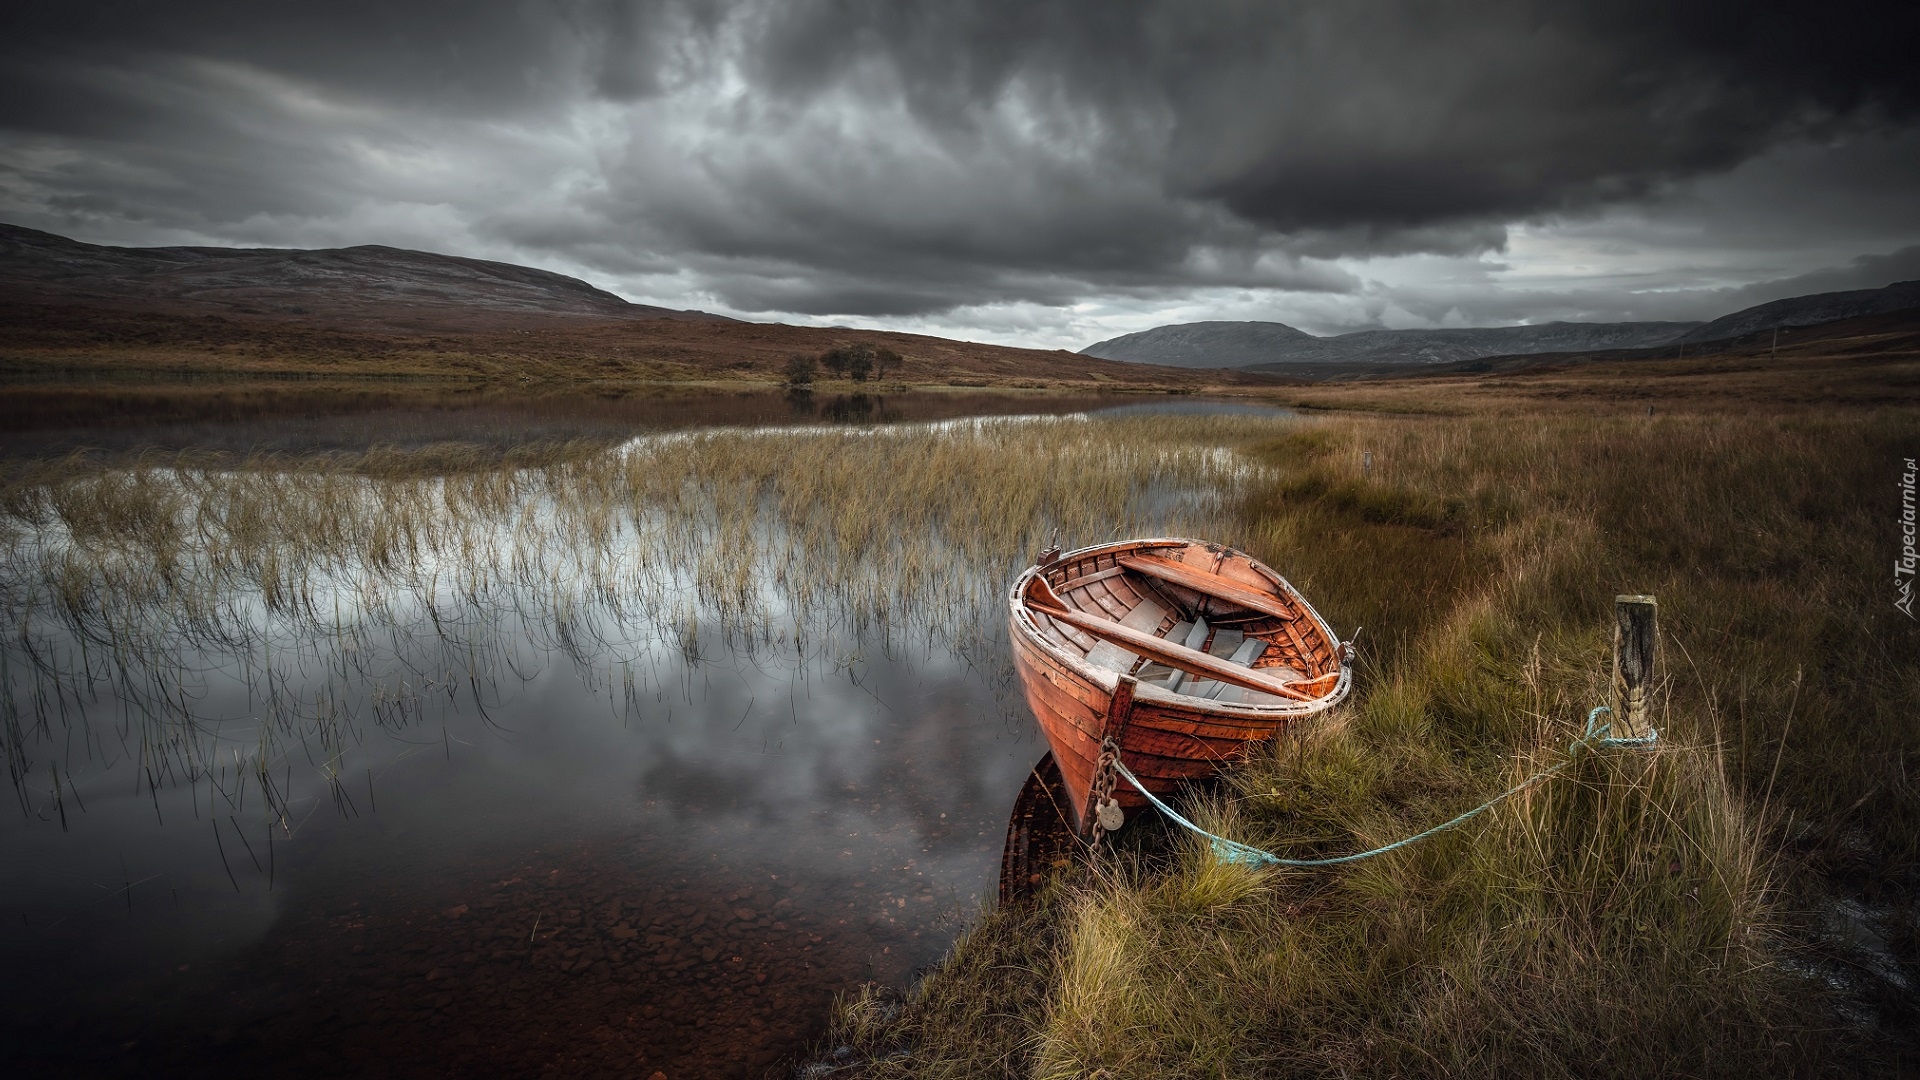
[0,414,1278,818]
[818,409,1919,1078]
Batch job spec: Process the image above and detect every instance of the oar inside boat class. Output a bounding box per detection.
[1024,575,1323,701]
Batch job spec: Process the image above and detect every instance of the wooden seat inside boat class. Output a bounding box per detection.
[1021,541,1341,706]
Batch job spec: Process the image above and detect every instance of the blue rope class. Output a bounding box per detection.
[1111,705,1658,868]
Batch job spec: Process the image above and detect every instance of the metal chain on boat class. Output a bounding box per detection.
[1090,738,1126,833]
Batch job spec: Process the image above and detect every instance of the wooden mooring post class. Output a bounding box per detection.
[1611,595,1657,739]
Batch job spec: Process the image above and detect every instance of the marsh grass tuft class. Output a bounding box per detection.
[0,413,1278,844]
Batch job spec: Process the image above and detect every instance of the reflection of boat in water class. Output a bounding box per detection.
[998,752,1079,905]
[1009,538,1352,837]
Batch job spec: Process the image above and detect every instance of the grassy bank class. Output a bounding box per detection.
[818,407,1919,1077]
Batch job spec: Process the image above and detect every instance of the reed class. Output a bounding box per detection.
[0,413,1280,841]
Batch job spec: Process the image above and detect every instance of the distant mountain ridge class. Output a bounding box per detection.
[1676,280,1920,344]
[1082,277,1920,370]
[1079,321,1319,368]
[1082,319,1699,369]
[0,223,722,330]
[0,224,1280,390]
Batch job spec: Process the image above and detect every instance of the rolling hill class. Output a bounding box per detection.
[0,225,1269,390]
[1081,319,1699,370]
[0,223,721,332]
[1082,279,1920,373]
[1675,279,1920,344]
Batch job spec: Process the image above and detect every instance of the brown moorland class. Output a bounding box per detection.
[0,301,1276,391]
[1265,305,1920,414]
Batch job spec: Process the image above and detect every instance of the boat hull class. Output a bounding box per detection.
[1009,538,1350,834]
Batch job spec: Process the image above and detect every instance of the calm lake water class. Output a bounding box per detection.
[0,385,1288,1078]
[0,380,1245,457]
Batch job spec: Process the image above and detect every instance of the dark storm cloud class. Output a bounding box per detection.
[727,0,1920,232]
[1,0,1916,322]
[1171,1,1920,232]
[0,1,646,119]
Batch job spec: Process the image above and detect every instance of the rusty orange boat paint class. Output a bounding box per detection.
[1009,537,1352,836]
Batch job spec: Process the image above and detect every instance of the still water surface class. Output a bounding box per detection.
[0,381,1208,457]
[0,387,1287,1077]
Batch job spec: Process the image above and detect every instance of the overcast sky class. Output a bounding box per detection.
[3,0,1917,348]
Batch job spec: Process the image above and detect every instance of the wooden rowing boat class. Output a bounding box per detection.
[1009,537,1352,836]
